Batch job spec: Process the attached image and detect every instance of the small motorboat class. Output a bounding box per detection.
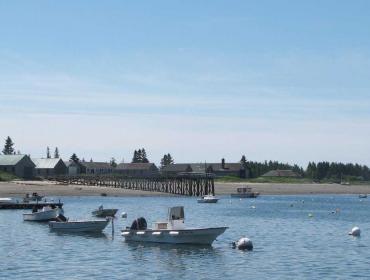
[49,215,110,232]
[359,194,367,199]
[230,187,259,198]
[121,206,227,245]
[197,195,219,203]
[23,206,63,222]
[23,192,44,203]
[92,205,118,217]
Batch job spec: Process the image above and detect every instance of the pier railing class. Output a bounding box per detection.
[50,174,215,196]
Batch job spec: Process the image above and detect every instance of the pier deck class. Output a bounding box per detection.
[0,202,63,210]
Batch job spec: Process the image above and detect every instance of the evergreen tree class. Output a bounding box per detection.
[240,155,247,167]
[54,147,59,158]
[160,153,174,168]
[46,146,51,158]
[132,149,149,163]
[2,136,15,155]
[132,150,138,163]
[110,157,117,168]
[141,148,149,163]
[70,153,80,163]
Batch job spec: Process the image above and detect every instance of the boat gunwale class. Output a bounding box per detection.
[121,226,228,234]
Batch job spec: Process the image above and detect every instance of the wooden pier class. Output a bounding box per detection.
[53,174,215,196]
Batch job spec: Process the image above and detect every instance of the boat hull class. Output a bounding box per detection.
[121,227,228,245]
[230,193,259,198]
[49,220,109,232]
[92,208,118,217]
[197,199,219,203]
[23,208,62,221]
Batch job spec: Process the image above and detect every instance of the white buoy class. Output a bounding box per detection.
[121,212,127,218]
[233,237,253,250]
[349,226,361,237]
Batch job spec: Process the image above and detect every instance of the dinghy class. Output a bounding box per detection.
[49,215,110,232]
[92,205,118,217]
[121,206,227,245]
[23,206,63,222]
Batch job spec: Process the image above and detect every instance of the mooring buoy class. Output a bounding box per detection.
[232,237,253,251]
[349,226,361,237]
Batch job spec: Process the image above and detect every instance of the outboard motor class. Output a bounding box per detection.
[130,217,147,230]
[55,214,68,222]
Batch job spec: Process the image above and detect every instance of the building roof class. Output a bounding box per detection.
[0,154,29,166]
[262,169,300,177]
[207,163,244,172]
[116,163,157,170]
[161,164,192,172]
[161,162,244,173]
[32,158,64,169]
[81,162,112,169]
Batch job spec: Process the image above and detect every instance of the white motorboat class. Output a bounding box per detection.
[197,195,219,203]
[92,205,118,217]
[359,194,367,199]
[121,206,227,245]
[49,215,110,232]
[23,206,63,222]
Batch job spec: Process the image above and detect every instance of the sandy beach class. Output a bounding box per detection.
[1,180,370,197]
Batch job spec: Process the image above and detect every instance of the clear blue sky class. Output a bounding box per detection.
[1,0,370,166]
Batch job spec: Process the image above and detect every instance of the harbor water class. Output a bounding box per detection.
[1,195,369,279]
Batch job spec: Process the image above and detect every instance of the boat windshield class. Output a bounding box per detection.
[168,206,184,220]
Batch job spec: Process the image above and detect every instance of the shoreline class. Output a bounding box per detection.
[1,180,370,197]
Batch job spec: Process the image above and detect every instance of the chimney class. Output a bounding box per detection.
[221,158,225,169]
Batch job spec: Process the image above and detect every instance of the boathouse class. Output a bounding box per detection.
[80,161,114,175]
[161,159,248,178]
[115,163,159,177]
[0,154,35,179]
[64,161,85,176]
[32,158,68,177]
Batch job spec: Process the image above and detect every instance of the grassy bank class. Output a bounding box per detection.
[215,176,312,184]
[215,175,370,185]
[0,171,18,181]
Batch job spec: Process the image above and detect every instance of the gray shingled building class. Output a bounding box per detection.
[115,163,159,177]
[32,158,68,177]
[262,169,300,178]
[0,154,35,179]
[80,161,114,175]
[161,159,248,178]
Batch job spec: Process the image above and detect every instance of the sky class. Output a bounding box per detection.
[1,0,370,167]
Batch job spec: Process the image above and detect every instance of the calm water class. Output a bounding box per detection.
[1,195,369,279]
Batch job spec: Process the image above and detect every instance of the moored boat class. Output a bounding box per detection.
[197,195,219,203]
[23,206,63,222]
[92,205,118,217]
[49,216,110,232]
[359,194,367,199]
[23,192,44,203]
[121,206,227,245]
[231,187,259,198]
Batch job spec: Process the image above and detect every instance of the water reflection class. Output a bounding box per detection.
[52,231,109,239]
